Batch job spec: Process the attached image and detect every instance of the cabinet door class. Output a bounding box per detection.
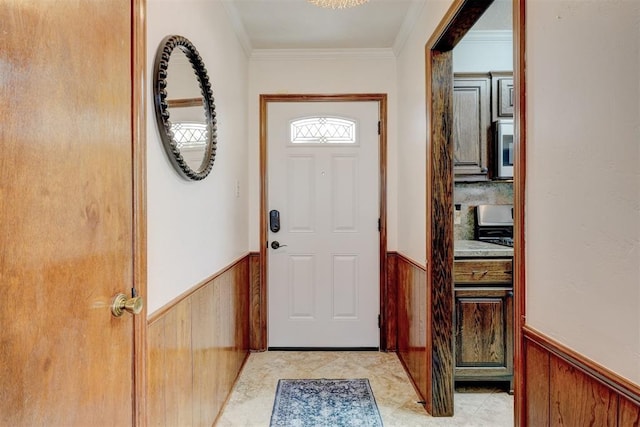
[491,72,514,121]
[453,75,490,181]
[454,288,513,380]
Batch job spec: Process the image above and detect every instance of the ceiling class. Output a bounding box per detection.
[222,0,426,53]
[222,0,512,54]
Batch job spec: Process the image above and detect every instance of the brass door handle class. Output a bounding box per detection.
[111,293,144,317]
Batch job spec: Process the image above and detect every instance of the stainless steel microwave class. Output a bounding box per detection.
[494,119,514,179]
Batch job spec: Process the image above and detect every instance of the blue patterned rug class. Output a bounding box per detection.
[270,378,383,427]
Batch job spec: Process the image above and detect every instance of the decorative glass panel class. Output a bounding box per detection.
[170,122,208,149]
[290,117,356,144]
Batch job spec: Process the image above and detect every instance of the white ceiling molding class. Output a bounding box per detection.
[460,30,513,43]
[392,0,427,56]
[221,0,253,57]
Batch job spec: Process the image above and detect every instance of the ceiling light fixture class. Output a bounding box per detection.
[307,0,369,9]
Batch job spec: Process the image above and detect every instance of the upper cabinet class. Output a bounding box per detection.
[454,71,513,182]
[453,73,491,181]
[491,72,514,121]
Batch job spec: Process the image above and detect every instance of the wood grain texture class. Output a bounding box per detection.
[425,0,504,417]
[377,97,389,351]
[513,0,527,424]
[383,252,398,351]
[147,258,250,427]
[550,356,618,427]
[147,319,166,427]
[133,0,148,425]
[396,254,429,404]
[455,291,507,367]
[249,252,265,350]
[165,300,193,426]
[524,328,640,427]
[453,259,513,284]
[427,0,496,51]
[426,48,455,417]
[0,1,135,425]
[452,74,491,179]
[619,396,640,427]
[524,339,550,426]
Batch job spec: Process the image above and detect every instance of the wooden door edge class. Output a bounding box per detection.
[132,0,148,425]
[512,0,527,425]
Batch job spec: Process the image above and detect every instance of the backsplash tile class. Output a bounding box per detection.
[454,181,514,240]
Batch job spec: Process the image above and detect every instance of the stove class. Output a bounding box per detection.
[474,205,514,247]
[481,236,514,247]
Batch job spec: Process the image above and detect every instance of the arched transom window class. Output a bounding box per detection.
[290,117,357,144]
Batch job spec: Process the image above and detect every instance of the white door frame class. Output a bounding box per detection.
[258,93,389,350]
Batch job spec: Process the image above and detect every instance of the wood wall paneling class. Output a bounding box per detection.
[384,253,398,351]
[192,284,215,426]
[147,319,166,427]
[550,356,618,426]
[524,340,550,426]
[619,396,640,426]
[166,300,194,426]
[249,253,265,350]
[395,254,429,405]
[147,257,250,427]
[524,328,640,427]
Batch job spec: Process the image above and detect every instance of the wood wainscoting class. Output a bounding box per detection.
[392,252,429,405]
[147,256,250,426]
[524,326,640,426]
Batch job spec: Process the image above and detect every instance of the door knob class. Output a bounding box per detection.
[271,241,288,250]
[111,293,144,317]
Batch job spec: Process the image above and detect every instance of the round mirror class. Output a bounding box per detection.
[153,35,217,180]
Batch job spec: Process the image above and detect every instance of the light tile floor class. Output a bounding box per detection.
[216,351,513,426]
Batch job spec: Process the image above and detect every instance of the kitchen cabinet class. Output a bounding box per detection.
[453,74,491,181]
[491,72,514,121]
[453,258,513,390]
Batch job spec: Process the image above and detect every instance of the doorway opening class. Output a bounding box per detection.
[424,0,525,418]
[258,94,390,350]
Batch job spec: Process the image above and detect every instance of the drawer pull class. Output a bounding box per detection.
[471,270,489,276]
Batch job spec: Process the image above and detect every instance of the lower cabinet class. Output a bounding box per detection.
[453,258,513,390]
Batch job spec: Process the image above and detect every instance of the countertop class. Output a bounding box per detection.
[454,240,514,258]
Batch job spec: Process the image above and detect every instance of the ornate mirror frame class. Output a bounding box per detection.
[153,35,217,180]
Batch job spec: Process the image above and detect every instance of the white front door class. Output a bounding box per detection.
[267,101,380,348]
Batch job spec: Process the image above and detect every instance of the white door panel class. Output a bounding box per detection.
[268,101,379,348]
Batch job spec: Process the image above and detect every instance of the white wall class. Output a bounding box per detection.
[453,31,513,72]
[396,0,640,385]
[395,0,454,266]
[526,0,640,384]
[248,51,398,251]
[147,0,249,314]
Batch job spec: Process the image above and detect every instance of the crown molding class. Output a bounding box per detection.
[459,30,513,43]
[221,0,253,57]
[392,0,427,56]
